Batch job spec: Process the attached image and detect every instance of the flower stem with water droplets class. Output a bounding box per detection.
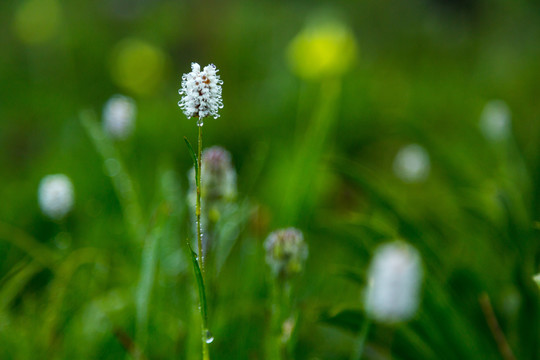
[197,125,205,282]
[196,124,210,360]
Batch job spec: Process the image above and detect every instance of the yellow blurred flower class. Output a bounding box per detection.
[110,39,167,96]
[14,0,61,45]
[287,19,357,80]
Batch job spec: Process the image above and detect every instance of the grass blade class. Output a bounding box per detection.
[188,242,207,325]
[80,110,144,242]
[184,136,199,184]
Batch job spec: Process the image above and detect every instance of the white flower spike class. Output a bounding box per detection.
[38,174,74,220]
[393,144,430,184]
[479,99,512,141]
[178,62,223,125]
[365,241,423,324]
[102,94,136,140]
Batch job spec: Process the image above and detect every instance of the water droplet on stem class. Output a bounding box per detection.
[205,329,214,344]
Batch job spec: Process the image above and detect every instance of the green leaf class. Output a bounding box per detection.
[334,267,366,287]
[214,201,253,274]
[80,110,143,242]
[319,308,365,333]
[135,216,163,353]
[184,136,199,184]
[0,261,44,310]
[188,241,207,325]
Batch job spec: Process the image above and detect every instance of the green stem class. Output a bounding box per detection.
[195,124,210,360]
[197,125,205,281]
[80,110,144,243]
[351,319,371,360]
[267,279,282,360]
[267,279,294,360]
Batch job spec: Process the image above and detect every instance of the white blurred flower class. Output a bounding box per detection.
[188,146,237,212]
[393,144,430,183]
[102,94,136,140]
[479,100,511,141]
[188,146,237,250]
[200,146,237,202]
[534,274,540,289]
[38,174,74,220]
[365,241,423,324]
[178,62,223,125]
[264,227,308,278]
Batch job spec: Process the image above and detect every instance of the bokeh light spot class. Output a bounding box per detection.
[13,0,62,45]
[110,39,167,96]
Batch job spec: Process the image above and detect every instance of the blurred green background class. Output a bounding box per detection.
[2,0,540,359]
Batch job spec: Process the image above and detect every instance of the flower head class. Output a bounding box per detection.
[188,146,237,211]
[199,146,237,202]
[264,228,308,279]
[188,146,237,249]
[479,99,512,141]
[365,241,423,324]
[38,174,74,220]
[534,274,540,289]
[178,62,223,125]
[393,144,430,183]
[102,94,136,139]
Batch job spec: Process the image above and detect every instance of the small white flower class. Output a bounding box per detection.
[534,274,540,288]
[102,94,136,140]
[200,146,237,202]
[38,174,74,220]
[393,144,430,183]
[178,62,223,125]
[479,100,511,141]
[264,228,308,278]
[188,146,237,248]
[365,241,423,324]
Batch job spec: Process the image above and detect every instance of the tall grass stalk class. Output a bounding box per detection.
[350,319,370,360]
[80,110,144,243]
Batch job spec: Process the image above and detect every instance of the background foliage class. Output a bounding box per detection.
[1,0,540,359]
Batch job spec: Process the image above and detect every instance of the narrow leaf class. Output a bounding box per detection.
[184,136,199,184]
[334,267,366,287]
[188,241,207,324]
[320,308,365,333]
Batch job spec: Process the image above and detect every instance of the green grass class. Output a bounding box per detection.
[2,0,540,359]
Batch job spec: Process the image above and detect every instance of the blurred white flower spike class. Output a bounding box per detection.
[38,174,74,220]
[187,146,238,247]
[102,94,136,140]
[479,99,512,141]
[264,228,308,279]
[178,62,223,126]
[189,146,237,206]
[365,241,423,324]
[393,144,430,183]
